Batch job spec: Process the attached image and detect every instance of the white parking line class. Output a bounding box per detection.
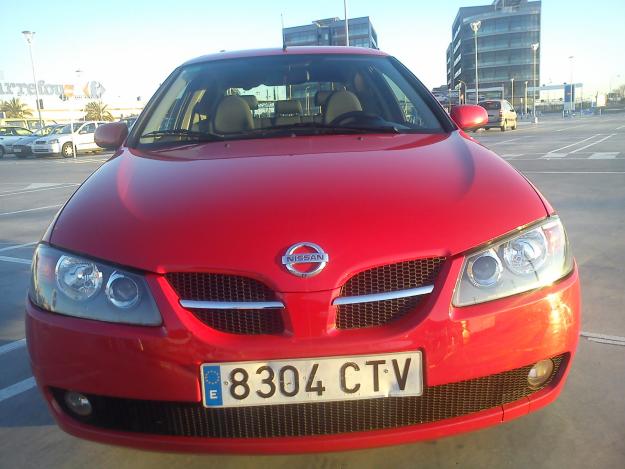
[0,338,26,356]
[0,242,37,253]
[569,134,616,154]
[555,125,584,132]
[589,152,619,159]
[0,184,78,198]
[0,256,32,265]
[615,124,625,130]
[546,134,600,154]
[0,204,62,217]
[581,332,625,347]
[489,137,524,145]
[524,171,625,174]
[0,377,36,403]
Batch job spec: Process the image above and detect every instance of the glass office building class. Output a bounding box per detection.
[446,0,541,107]
[283,17,378,49]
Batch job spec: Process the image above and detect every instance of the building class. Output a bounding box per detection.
[0,76,145,129]
[446,0,541,109]
[283,17,378,49]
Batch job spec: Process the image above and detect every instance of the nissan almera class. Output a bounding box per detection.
[26,47,580,453]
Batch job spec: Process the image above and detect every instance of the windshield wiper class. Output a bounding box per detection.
[140,129,225,142]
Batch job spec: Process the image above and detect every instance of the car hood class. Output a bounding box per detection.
[50,132,547,292]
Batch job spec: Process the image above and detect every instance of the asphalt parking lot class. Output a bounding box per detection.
[1,115,624,468]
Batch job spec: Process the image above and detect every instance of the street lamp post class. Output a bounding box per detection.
[21,31,43,130]
[456,80,466,105]
[510,78,515,109]
[568,55,575,115]
[471,21,481,104]
[531,42,539,123]
[524,80,528,116]
[344,0,349,46]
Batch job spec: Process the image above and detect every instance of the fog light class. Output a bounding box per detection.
[527,359,554,389]
[64,391,92,416]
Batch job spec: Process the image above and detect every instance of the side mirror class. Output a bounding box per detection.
[450,105,488,131]
[95,122,129,150]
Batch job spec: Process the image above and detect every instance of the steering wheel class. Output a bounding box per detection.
[330,111,382,127]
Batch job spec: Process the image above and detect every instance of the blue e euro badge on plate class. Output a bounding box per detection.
[202,365,223,407]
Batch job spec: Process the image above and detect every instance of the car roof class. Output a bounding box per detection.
[182,46,389,67]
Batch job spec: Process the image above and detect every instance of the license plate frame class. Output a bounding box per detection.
[201,351,423,408]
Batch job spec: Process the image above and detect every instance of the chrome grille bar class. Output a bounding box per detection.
[333,285,434,306]
[180,300,284,310]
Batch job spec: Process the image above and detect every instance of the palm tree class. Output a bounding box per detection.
[83,101,114,121]
[0,98,33,118]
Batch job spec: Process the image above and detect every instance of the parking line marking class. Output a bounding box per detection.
[0,256,32,265]
[0,377,36,403]
[555,125,584,132]
[524,171,625,174]
[0,184,79,198]
[589,152,619,159]
[0,338,26,356]
[541,152,568,158]
[546,134,600,154]
[569,134,616,154]
[587,338,625,346]
[489,137,524,145]
[0,204,62,217]
[615,124,625,130]
[581,331,625,344]
[0,242,37,253]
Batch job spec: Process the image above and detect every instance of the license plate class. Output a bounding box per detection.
[13,148,21,153]
[201,351,422,408]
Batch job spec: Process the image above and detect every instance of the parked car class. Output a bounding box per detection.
[0,126,33,157]
[31,121,107,157]
[27,47,579,453]
[118,116,138,130]
[479,99,517,131]
[12,125,64,158]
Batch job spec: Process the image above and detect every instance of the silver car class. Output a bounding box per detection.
[32,121,107,157]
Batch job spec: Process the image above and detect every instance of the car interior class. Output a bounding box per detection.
[136,55,443,145]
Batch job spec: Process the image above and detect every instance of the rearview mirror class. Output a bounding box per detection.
[450,105,488,131]
[95,122,129,150]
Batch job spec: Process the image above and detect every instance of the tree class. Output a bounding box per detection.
[0,98,33,118]
[83,101,114,121]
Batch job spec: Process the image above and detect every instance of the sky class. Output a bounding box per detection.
[0,0,624,101]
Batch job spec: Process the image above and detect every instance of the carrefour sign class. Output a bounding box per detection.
[0,80,105,99]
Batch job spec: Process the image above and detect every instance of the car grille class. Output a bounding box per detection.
[191,308,284,335]
[166,273,284,335]
[166,273,276,302]
[35,140,46,144]
[52,354,565,439]
[336,258,445,329]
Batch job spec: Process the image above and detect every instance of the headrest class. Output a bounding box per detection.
[275,100,302,116]
[323,90,363,124]
[240,95,258,110]
[315,90,332,107]
[213,95,254,134]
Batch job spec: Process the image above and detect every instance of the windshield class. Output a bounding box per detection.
[57,123,83,134]
[132,54,444,149]
[480,101,500,110]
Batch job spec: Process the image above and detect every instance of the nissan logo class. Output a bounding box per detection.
[281,242,329,278]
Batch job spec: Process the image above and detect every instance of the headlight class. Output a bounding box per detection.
[49,139,59,144]
[454,217,573,306]
[30,244,161,325]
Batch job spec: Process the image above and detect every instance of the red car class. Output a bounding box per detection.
[26,47,580,453]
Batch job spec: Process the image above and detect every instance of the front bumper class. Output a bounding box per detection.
[32,143,61,155]
[12,145,33,156]
[26,260,580,453]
